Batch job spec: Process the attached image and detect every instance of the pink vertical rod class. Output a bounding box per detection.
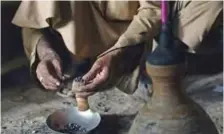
[161,0,168,24]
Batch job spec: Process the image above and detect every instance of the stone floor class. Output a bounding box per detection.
[1,64,223,134]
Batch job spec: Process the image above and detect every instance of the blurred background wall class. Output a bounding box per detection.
[1,1,28,75]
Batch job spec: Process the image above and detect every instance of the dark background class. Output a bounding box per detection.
[2,1,24,64]
[1,1,30,89]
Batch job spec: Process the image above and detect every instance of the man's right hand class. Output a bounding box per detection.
[36,54,63,90]
[36,35,63,90]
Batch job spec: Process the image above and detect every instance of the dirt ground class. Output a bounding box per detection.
[1,66,223,134]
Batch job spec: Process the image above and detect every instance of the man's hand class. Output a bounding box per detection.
[36,36,63,90]
[36,54,63,90]
[74,50,119,98]
[73,45,144,98]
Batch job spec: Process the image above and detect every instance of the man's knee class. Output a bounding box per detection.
[172,1,223,53]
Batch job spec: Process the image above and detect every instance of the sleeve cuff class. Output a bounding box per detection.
[21,28,43,85]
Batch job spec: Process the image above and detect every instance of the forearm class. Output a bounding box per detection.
[21,27,59,70]
[99,1,161,57]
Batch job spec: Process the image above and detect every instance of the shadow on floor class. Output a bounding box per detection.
[186,52,223,75]
[90,114,136,134]
[1,65,32,90]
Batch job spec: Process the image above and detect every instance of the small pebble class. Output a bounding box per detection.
[63,102,71,105]
[31,121,37,124]
[98,102,104,107]
[62,88,70,94]
[44,109,50,112]
[32,130,38,133]
[104,107,111,112]
[2,126,7,129]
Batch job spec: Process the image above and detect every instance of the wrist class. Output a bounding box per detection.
[37,36,58,60]
[41,51,59,61]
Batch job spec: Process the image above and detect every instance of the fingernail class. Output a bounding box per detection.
[56,82,60,86]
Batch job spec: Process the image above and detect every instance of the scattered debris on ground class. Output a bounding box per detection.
[2,73,223,134]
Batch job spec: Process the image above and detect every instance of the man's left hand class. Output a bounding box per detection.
[74,51,116,98]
